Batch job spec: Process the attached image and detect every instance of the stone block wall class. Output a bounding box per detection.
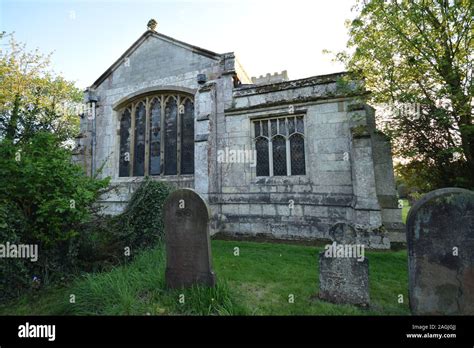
[192,73,402,247]
[76,30,403,247]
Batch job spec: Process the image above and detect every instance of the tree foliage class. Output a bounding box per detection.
[0,132,110,300]
[0,34,110,301]
[337,0,473,189]
[0,32,82,144]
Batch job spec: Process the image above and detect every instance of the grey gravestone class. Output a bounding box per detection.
[164,189,216,289]
[318,223,370,306]
[406,188,474,315]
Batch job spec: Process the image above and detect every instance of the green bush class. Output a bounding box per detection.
[0,132,110,301]
[115,177,174,251]
[76,177,174,272]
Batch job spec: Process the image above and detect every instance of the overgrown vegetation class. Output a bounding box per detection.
[0,132,110,301]
[77,178,174,272]
[0,240,410,316]
[0,32,105,301]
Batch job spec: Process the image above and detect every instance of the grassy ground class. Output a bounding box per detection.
[0,240,410,316]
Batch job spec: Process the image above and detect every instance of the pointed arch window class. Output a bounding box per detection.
[118,93,194,177]
[253,115,306,177]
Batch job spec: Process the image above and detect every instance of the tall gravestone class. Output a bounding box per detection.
[318,223,370,306]
[164,189,216,289]
[406,188,474,315]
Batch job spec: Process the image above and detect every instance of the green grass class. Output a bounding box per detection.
[0,240,410,316]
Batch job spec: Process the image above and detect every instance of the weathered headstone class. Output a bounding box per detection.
[406,188,474,315]
[164,189,216,289]
[318,223,370,306]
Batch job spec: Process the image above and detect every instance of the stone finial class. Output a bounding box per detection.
[147,19,158,31]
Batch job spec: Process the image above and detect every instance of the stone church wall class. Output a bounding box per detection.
[76,31,403,247]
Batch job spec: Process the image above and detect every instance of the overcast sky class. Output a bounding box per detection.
[1,0,355,89]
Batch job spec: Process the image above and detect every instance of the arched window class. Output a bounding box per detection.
[255,137,269,176]
[253,115,306,177]
[118,92,194,177]
[119,108,131,177]
[149,98,161,175]
[272,135,287,176]
[290,133,306,175]
[180,98,194,175]
[133,101,146,177]
[164,96,178,175]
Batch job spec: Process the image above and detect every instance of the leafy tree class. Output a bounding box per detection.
[0,34,110,300]
[336,0,473,189]
[0,133,110,290]
[0,32,82,144]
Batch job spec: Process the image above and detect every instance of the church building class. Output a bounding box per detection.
[75,20,404,248]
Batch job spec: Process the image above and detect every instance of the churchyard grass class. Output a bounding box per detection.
[0,240,409,315]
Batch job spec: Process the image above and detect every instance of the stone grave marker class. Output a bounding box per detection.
[318,223,370,306]
[406,188,474,314]
[164,188,216,289]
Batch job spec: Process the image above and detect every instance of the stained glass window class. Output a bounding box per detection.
[180,98,194,175]
[149,98,161,175]
[164,97,178,175]
[133,102,146,177]
[119,109,131,177]
[118,92,194,178]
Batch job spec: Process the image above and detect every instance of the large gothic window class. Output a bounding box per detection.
[254,115,306,176]
[118,93,194,177]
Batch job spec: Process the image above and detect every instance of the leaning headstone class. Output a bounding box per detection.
[406,188,474,315]
[318,223,370,306]
[164,189,216,289]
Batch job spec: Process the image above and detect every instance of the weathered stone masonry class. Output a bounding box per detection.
[75,26,403,248]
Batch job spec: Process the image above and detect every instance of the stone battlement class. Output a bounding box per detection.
[251,70,289,85]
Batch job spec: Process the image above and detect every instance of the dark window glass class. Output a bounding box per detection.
[272,135,287,176]
[256,137,269,176]
[296,116,304,134]
[278,118,286,136]
[180,99,194,174]
[288,117,295,134]
[271,119,277,136]
[133,102,146,176]
[254,122,260,137]
[164,97,178,175]
[149,98,161,175]
[262,120,268,136]
[119,109,131,177]
[290,134,306,175]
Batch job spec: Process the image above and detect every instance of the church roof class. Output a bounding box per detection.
[90,29,222,89]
